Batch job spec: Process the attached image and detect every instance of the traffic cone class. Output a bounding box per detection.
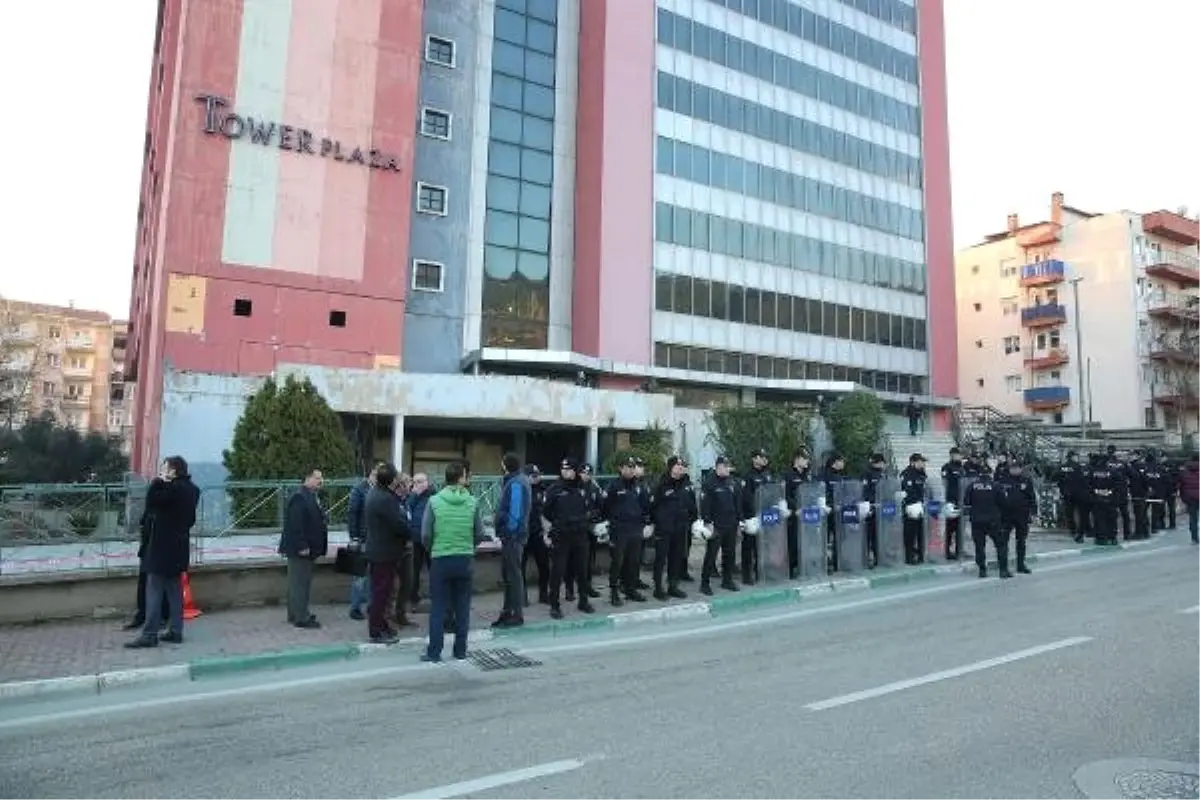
[181,572,202,620]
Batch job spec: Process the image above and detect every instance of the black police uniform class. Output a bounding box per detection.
[900,463,927,563]
[1087,456,1120,546]
[565,470,604,600]
[998,468,1037,573]
[679,473,699,582]
[1105,450,1132,539]
[1056,455,1090,542]
[633,459,652,590]
[650,473,698,599]
[823,464,848,572]
[1143,458,1167,533]
[861,463,886,568]
[784,464,813,576]
[1162,459,1180,530]
[543,467,595,617]
[522,471,550,605]
[740,465,774,584]
[601,473,651,604]
[940,457,967,560]
[964,475,1010,578]
[1128,458,1153,539]
[700,470,741,593]
[992,454,1010,481]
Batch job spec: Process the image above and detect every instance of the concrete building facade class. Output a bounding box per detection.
[954,193,1199,442]
[128,0,958,480]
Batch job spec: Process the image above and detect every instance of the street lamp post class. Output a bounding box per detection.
[1069,277,1087,441]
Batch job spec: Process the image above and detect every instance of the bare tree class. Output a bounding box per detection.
[1148,306,1200,427]
[0,299,41,431]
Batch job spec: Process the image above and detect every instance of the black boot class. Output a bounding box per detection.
[1017,562,1031,574]
[721,579,740,591]
[667,584,687,599]
[549,604,564,620]
[578,599,596,614]
[626,588,648,602]
[586,586,601,598]
[653,584,668,601]
[699,581,713,596]
[610,588,624,607]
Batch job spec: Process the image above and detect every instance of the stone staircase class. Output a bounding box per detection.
[886,430,958,474]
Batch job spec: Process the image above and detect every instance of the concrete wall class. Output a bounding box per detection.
[159,369,266,485]
[404,0,484,373]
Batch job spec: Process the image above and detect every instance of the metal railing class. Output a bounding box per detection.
[0,475,615,546]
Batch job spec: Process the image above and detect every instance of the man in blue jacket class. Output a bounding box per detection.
[405,473,432,608]
[492,452,531,628]
[347,463,382,621]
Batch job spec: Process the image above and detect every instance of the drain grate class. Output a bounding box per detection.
[467,648,543,672]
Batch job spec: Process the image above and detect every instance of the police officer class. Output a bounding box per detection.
[601,455,650,606]
[900,453,928,564]
[1162,457,1180,530]
[543,458,595,619]
[522,465,551,606]
[679,461,699,582]
[1105,445,1132,540]
[964,469,1010,579]
[861,452,888,568]
[650,456,698,600]
[1143,453,1168,534]
[699,456,741,595]
[1128,452,1153,539]
[632,457,652,591]
[940,447,967,561]
[1056,451,1090,543]
[1087,453,1120,546]
[740,448,774,585]
[963,450,985,480]
[823,454,848,572]
[992,452,1011,481]
[784,448,813,578]
[998,459,1037,574]
[565,463,604,601]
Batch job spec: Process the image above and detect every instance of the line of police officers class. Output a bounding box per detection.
[1052,445,1181,544]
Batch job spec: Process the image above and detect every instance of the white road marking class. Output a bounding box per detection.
[1178,605,1199,615]
[804,636,1093,711]
[388,757,597,799]
[0,543,1181,731]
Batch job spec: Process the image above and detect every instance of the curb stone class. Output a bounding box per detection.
[0,540,1154,707]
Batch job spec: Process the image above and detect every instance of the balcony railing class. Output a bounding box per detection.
[1141,248,1200,287]
[62,365,92,379]
[65,337,96,352]
[1146,290,1200,323]
[61,395,91,408]
[1142,211,1200,246]
[1024,345,1070,369]
[1148,344,1199,365]
[1019,259,1066,287]
[1020,303,1068,328]
[1015,222,1061,248]
[1023,386,1071,409]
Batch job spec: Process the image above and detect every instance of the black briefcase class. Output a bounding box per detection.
[335,543,368,576]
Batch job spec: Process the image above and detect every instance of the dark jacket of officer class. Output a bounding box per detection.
[1134,459,1166,500]
[652,475,698,534]
[941,459,967,503]
[741,467,773,519]
[998,471,1037,521]
[1163,460,1181,499]
[900,465,927,505]
[524,470,546,537]
[1104,453,1130,499]
[823,462,847,506]
[861,465,886,503]
[543,478,591,536]
[582,478,605,523]
[1088,460,1120,505]
[602,476,651,536]
[783,466,812,510]
[1056,458,1089,501]
[964,476,1004,526]
[701,474,740,530]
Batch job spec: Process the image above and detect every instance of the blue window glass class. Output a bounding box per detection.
[526,19,556,54]
[492,75,523,111]
[522,116,553,151]
[493,9,526,46]
[523,83,555,118]
[488,141,521,178]
[493,40,525,77]
[486,175,521,212]
[518,216,550,251]
[524,50,556,86]
[490,107,523,144]
[486,211,520,248]
[519,182,551,218]
[520,148,553,184]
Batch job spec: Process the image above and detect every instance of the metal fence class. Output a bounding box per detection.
[0,475,589,545]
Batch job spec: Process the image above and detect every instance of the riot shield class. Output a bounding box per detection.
[922,480,946,562]
[794,483,828,579]
[943,477,968,560]
[874,478,904,568]
[833,480,868,573]
[755,483,790,583]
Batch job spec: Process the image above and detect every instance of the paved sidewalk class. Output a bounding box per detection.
[0,531,1141,688]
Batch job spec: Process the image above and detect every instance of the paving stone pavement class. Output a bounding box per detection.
[0,532,1093,684]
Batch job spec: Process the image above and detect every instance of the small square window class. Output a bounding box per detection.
[425,36,456,67]
[412,260,445,292]
[328,310,346,328]
[972,302,982,312]
[420,107,452,140]
[416,183,448,216]
[976,378,985,387]
[233,298,252,317]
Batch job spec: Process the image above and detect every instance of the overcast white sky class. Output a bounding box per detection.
[1,0,1196,319]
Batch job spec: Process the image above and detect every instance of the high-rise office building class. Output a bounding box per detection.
[128,0,955,478]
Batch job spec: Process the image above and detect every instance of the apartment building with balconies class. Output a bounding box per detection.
[0,300,130,444]
[955,192,1199,443]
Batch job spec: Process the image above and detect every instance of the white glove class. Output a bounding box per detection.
[775,499,791,519]
[905,502,924,520]
[539,516,551,534]
[691,520,710,541]
[743,517,761,536]
[817,498,831,517]
[542,533,552,548]
[592,521,609,538]
[642,524,655,539]
[856,500,872,520]
[944,502,960,519]
[485,528,501,545]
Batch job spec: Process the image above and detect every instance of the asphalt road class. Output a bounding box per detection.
[2,537,1197,799]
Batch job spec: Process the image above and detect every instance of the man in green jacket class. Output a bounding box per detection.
[420,461,487,662]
